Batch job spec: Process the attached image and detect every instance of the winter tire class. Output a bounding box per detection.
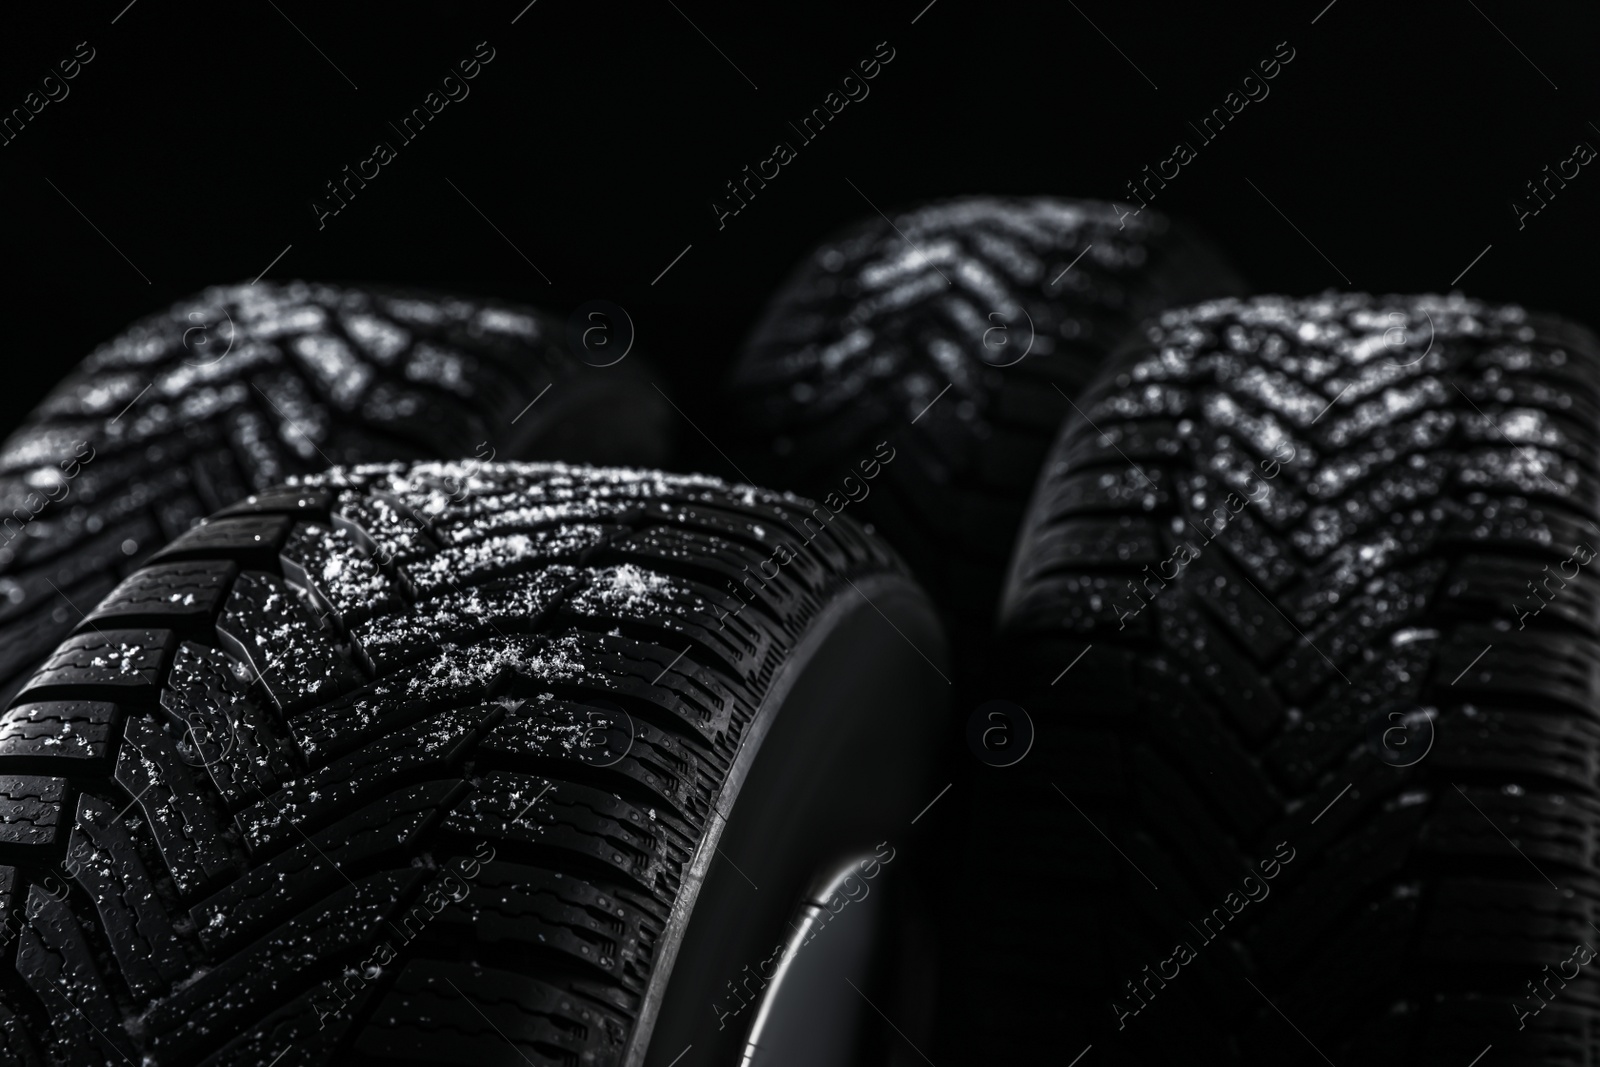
[0,459,947,1066]
[0,282,672,707]
[952,293,1600,1064]
[726,196,1245,634]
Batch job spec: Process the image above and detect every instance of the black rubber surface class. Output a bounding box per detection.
[0,282,672,709]
[0,459,942,1066]
[726,196,1246,634]
[949,293,1600,1063]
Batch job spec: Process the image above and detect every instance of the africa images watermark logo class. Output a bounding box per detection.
[0,40,96,148]
[1114,40,1296,230]
[311,42,497,230]
[711,41,896,230]
[715,440,897,630]
[1113,841,1298,1030]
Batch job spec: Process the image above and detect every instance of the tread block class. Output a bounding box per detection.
[341,309,410,363]
[426,490,632,548]
[215,571,365,714]
[559,632,742,744]
[352,629,741,751]
[403,340,510,405]
[279,522,400,628]
[434,858,665,995]
[442,772,693,898]
[481,698,706,823]
[0,607,100,712]
[213,485,333,521]
[354,959,628,1065]
[286,627,720,765]
[357,382,482,456]
[161,641,295,807]
[1413,876,1587,968]
[562,562,773,683]
[16,886,135,1065]
[291,332,374,410]
[0,865,19,958]
[332,491,438,567]
[1248,797,1425,972]
[1013,516,1164,578]
[189,446,252,515]
[148,514,293,568]
[251,368,333,465]
[1139,666,1282,835]
[1156,596,1288,743]
[114,715,236,896]
[67,792,189,999]
[155,491,209,541]
[1430,784,1600,876]
[1279,559,1446,693]
[1172,545,1299,660]
[16,628,176,704]
[1445,551,1600,636]
[0,775,69,848]
[80,560,238,630]
[1439,626,1596,713]
[197,984,374,1067]
[0,518,152,628]
[226,403,292,492]
[0,701,120,771]
[144,868,425,1063]
[404,526,619,600]
[0,1000,44,1067]
[238,704,489,854]
[195,780,453,955]
[1431,704,1600,790]
[349,569,579,675]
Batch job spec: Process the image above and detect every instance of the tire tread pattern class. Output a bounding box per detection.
[0,460,905,1066]
[728,195,1247,629]
[980,293,1600,1064]
[0,281,667,711]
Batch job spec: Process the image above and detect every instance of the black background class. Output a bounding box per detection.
[1,0,1595,452]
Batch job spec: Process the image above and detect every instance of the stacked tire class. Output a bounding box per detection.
[955,293,1600,1065]
[0,284,951,1065]
[0,281,671,706]
[0,208,1596,1067]
[728,196,1245,642]
[0,461,948,1065]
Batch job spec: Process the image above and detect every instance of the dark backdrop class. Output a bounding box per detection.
[1,0,1595,451]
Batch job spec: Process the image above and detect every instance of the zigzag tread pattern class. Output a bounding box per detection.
[727,195,1247,631]
[0,281,669,711]
[966,293,1600,1065]
[0,459,904,1065]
